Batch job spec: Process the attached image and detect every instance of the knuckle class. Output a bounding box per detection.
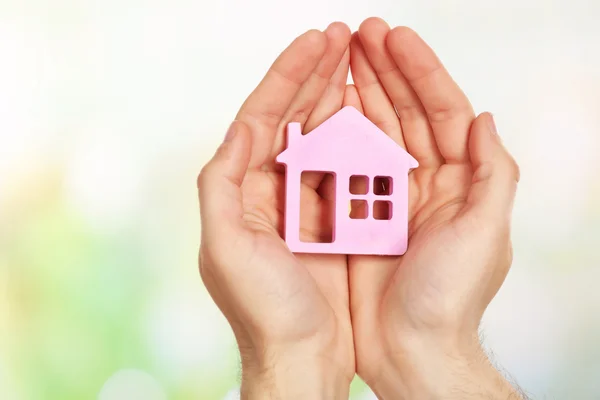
[426,104,456,123]
[427,103,472,124]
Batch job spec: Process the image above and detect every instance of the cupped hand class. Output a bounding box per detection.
[345,18,521,399]
[198,23,354,398]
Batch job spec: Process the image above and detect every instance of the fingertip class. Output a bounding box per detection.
[227,120,253,152]
[358,17,395,74]
[464,113,519,221]
[472,112,495,136]
[386,26,419,53]
[301,29,327,55]
[203,120,253,188]
[359,17,390,38]
[473,112,496,138]
[325,21,351,42]
[480,111,494,121]
[323,22,351,64]
[469,112,519,182]
[468,113,493,164]
[225,120,252,147]
[388,26,417,41]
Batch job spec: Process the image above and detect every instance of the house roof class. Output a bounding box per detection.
[276,106,419,169]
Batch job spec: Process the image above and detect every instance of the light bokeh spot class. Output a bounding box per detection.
[98,369,166,400]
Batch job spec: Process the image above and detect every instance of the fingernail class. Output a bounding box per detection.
[488,113,498,136]
[224,122,236,142]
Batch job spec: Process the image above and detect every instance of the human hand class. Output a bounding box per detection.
[198,23,354,399]
[345,18,522,399]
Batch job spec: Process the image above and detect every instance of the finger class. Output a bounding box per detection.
[287,23,351,133]
[237,30,327,168]
[304,46,350,132]
[358,18,443,167]
[198,121,252,246]
[350,32,406,149]
[386,27,474,163]
[342,84,363,113]
[270,33,348,202]
[463,113,520,222]
[301,47,351,191]
[270,22,351,162]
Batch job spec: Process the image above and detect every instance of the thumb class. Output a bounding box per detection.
[197,121,252,243]
[464,112,520,223]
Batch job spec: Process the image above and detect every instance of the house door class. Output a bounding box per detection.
[299,171,336,243]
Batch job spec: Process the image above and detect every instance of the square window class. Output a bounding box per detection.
[350,175,369,195]
[373,200,393,220]
[374,176,393,195]
[350,200,368,219]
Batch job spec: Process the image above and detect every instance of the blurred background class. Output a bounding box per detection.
[1,0,599,398]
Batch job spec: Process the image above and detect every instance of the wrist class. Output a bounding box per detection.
[369,332,523,400]
[238,339,352,400]
[241,356,351,400]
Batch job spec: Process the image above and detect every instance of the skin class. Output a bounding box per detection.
[199,23,355,399]
[198,18,524,400]
[346,18,523,399]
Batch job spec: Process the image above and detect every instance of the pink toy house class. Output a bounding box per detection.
[276,106,418,256]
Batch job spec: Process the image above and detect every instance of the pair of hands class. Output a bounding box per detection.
[198,18,521,399]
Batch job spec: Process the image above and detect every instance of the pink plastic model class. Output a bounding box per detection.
[276,106,419,255]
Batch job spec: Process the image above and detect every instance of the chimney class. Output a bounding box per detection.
[286,122,302,148]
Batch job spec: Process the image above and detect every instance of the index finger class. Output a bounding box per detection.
[236,30,327,168]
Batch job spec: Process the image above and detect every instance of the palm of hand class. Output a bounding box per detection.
[390,162,473,323]
[239,167,348,343]
[348,132,477,376]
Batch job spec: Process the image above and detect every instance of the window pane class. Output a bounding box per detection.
[350,200,368,219]
[350,175,369,195]
[374,176,393,195]
[373,200,393,220]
